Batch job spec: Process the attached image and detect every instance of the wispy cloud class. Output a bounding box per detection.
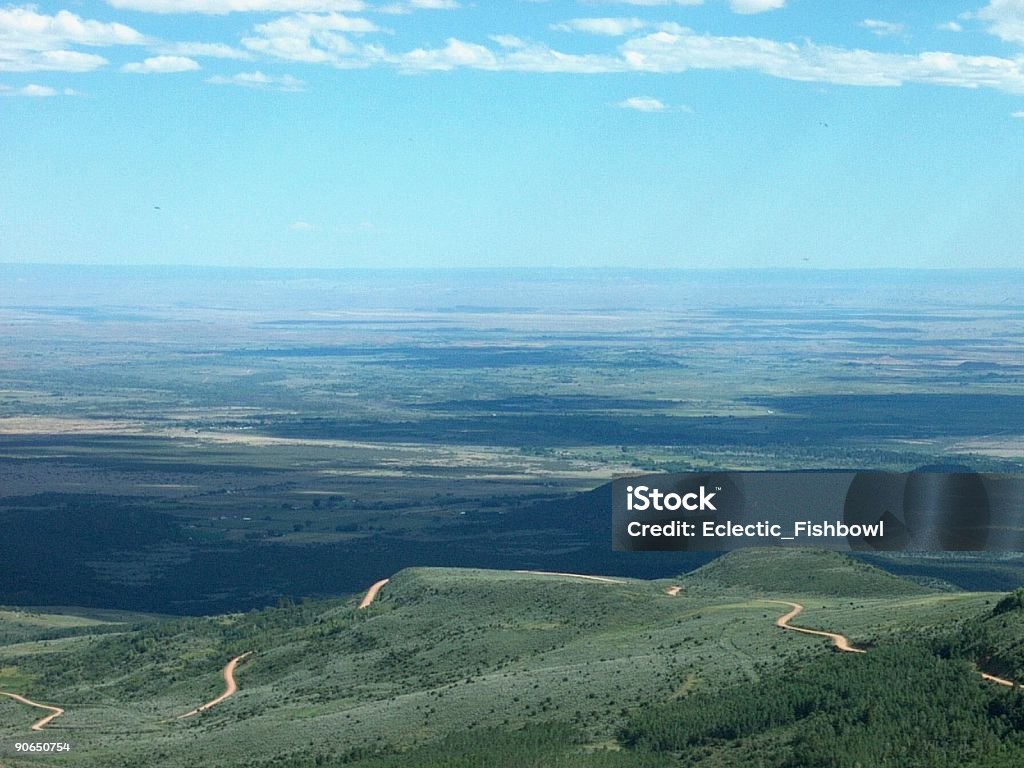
[552,18,649,36]
[395,38,619,73]
[616,95,691,112]
[937,21,963,33]
[378,0,460,13]
[207,70,306,89]
[617,27,1024,91]
[105,0,367,15]
[729,0,785,15]
[122,55,201,73]
[158,42,253,60]
[860,19,905,38]
[616,95,667,111]
[490,35,527,49]
[5,1,1024,95]
[20,82,58,96]
[228,18,1024,91]
[0,49,108,73]
[1,82,77,96]
[579,1,703,6]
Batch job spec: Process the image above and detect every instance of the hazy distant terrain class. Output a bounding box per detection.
[1,266,1023,612]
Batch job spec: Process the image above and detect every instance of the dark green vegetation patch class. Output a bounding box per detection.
[620,644,1024,768]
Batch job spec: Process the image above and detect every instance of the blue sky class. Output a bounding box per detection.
[2,0,1024,269]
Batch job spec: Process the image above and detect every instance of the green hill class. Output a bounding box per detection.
[685,548,935,598]
[0,566,1008,768]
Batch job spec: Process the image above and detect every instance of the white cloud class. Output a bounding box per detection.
[616,95,691,112]
[553,18,649,36]
[0,6,143,71]
[159,42,253,60]
[1013,109,1024,116]
[937,21,963,32]
[579,1,702,6]
[79,2,1012,94]
[617,95,667,110]
[618,28,1024,92]
[242,13,381,65]
[255,12,381,36]
[207,70,306,90]
[0,82,62,96]
[241,24,1024,91]
[0,8,145,46]
[0,49,108,72]
[400,37,498,70]
[379,0,460,11]
[290,221,315,230]
[860,19,905,38]
[490,34,527,49]
[729,0,785,14]
[106,0,367,15]
[395,38,621,73]
[20,83,58,96]
[122,55,200,73]
[978,0,1024,44]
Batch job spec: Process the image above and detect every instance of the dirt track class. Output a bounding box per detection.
[981,671,1021,688]
[512,570,624,584]
[767,600,1024,691]
[177,652,252,719]
[0,692,64,731]
[768,600,866,653]
[359,579,390,609]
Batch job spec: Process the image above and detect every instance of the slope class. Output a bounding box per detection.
[0,560,1002,767]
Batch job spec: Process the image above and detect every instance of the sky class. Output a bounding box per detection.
[2,0,1024,270]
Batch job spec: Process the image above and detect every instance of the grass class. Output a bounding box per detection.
[685,548,935,598]
[0,553,1015,767]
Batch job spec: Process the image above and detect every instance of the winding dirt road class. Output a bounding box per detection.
[177,652,253,719]
[0,692,64,731]
[512,570,624,584]
[359,579,390,609]
[768,600,865,653]
[766,600,1024,690]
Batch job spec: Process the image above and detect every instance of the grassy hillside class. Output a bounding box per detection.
[0,558,1012,767]
[686,548,935,598]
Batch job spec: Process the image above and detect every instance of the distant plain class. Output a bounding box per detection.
[2,266,1023,612]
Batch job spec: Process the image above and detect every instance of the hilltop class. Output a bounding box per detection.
[685,548,935,598]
